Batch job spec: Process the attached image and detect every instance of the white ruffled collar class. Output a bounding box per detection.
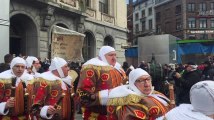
[0,70,34,86]
[83,57,109,66]
[39,71,73,90]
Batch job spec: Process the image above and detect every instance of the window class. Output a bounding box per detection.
[99,0,108,14]
[104,36,114,47]
[135,24,139,33]
[188,18,196,28]
[199,3,206,11]
[211,18,214,28]
[142,21,145,32]
[187,3,195,12]
[211,3,214,10]
[86,0,90,7]
[175,5,181,15]
[199,18,207,28]
[156,12,161,21]
[148,7,152,16]
[149,19,153,30]
[135,13,139,21]
[141,10,145,18]
[176,18,182,30]
[83,32,94,61]
[156,25,161,34]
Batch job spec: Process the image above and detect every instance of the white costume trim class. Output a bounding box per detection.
[83,58,109,66]
[39,71,73,90]
[0,102,9,115]
[156,104,213,120]
[99,89,109,105]
[25,56,38,68]
[150,94,169,106]
[98,46,115,65]
[40,105,53,119]
[49,57,67,78]
[0,70,34,86]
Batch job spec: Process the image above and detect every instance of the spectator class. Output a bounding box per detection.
[0,54,13,73]
[202,61,214,80]
[174,62,201,105]
[122,61,129,72]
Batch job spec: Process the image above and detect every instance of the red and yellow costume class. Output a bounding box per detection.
[0,70,34,120]
[107,91,169,120]
[32,71,74,120]
[77,58,126,120]
[107,68,170,120]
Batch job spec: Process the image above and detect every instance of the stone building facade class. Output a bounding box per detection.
[155,0,214,40]
[6,0,128,63]
[82,0,128,63]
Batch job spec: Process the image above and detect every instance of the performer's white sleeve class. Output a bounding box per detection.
[0,102,9,115]
[99,89,109,105]
[40,106,53,119]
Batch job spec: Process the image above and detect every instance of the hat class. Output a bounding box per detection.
[49,57,67,78]
[10,57,26,69]
[190,81,214,115]
[26,56,39,68]
[98,46,115,65]
[128,68,150,95]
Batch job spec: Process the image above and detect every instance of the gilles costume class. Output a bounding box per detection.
[25,56,41,78]
[0,57,34,120]
[77,46,126,120]
[32,57,75,120]
[107,68,169,120]
[157,81,214,120]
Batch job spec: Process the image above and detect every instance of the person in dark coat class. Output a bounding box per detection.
[0,54,13,73]
[174,62,201,105]
[122,61,129,72]
[202,61,214,80]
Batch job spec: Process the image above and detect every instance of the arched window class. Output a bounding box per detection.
[10,14,38,56]
[83,32,95,61]
[104,36,114,47]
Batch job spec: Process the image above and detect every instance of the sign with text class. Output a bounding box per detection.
[187,30,214,34]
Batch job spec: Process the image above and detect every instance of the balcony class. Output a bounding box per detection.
[85,7,96,19]
[101,13,115,25]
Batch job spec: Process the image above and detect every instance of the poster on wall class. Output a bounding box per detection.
[51,25,85,62]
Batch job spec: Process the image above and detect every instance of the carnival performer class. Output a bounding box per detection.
[0,57,34,119]
[157,80,214,120]
[32,57,75,120]
[77,46,126,120]
[107,68,170,120]
[26,56,41,77]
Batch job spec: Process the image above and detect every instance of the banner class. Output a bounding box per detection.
[51,25,85,62]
